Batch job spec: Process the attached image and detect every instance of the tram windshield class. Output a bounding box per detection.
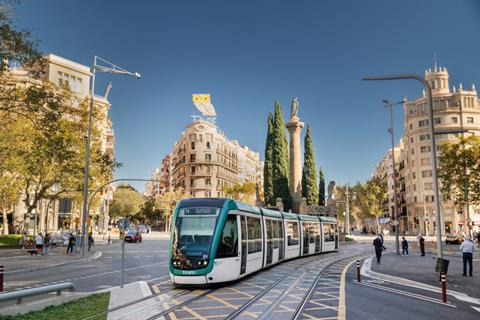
[172,207,220,269]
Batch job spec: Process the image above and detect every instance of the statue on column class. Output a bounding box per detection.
[290,97,299,119]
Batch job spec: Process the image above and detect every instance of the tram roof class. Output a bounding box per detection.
[297,214,320,222]
[281,211,300,220]
[319,216,337,223]
[228,200,262,214]
[261,208,283,218]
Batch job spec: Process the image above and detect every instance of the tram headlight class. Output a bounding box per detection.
[203,260,208,266]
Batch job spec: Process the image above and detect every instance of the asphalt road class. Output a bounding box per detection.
[5,236,171,292]
[346,262,480,319]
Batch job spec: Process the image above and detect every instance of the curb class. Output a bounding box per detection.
[4,250,103,276]
[360,256,480,306]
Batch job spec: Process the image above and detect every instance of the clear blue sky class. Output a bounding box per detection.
[15,0,480,191]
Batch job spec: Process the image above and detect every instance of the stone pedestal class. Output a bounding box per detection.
[276,198,284,213]
[286,116,304,213]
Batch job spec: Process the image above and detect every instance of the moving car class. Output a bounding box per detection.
[139,225,148,233]
[124,230,142,243]
[445,233,464,244]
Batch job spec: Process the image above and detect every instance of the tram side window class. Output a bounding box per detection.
[216,215,238,258]
[247,217,262,253]
[323,224,335,242]
[287,221,299,246]
[310,223,316,243]
[273,220,281,249]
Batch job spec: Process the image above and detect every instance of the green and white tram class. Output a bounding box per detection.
[169,198,338,285]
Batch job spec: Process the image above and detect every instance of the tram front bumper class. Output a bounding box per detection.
[171,274,208,285]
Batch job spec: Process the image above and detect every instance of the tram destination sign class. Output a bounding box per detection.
[182,207,218,216]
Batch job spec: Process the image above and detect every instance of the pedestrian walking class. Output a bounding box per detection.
[66,232,75,255]
[44,233,51,255]
[401,237,409,256]
[460,236,474,276]
[21,232,27,249]
[418,235,425,256]
[88,232,94,252]
[477,232,480,248]
[373,235,386,264]
[35,233,44,255]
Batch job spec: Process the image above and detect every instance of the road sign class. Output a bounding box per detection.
[391,220,399,226]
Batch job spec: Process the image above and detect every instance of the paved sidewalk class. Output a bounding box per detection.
[371,252,480,299]
[0,245,102,275]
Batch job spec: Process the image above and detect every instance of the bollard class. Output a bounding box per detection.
[0,265,4,292]
[356,260,361,282]
[441,272,447,303]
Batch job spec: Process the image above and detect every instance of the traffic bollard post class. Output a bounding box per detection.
[0,265,4,292]
[356,260,361,282]
[441,272,446,303]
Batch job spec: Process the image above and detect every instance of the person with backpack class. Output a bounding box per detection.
[67,232,75,255]
[418,235,425,256]
[401,237,409,256]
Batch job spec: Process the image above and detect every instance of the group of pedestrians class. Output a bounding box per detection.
[32,232,51,255]
[372,233,474,277]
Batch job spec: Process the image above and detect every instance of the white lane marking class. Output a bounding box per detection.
[472,306,480,313]
[355,280,456,308]
[338,259,359,320]
[146,256,154,258]
[104,256,112,259]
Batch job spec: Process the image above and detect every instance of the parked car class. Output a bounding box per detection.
[124,230,142,243]
[445,233,464,244]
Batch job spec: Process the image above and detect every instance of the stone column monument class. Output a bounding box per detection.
[285,97,304,213]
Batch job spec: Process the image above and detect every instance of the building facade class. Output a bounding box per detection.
[8,54,115,233]
[375,66,480,236]
[167,119,262,201]
[145,155,171,197]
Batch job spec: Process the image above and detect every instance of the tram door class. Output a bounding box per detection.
[314,223,321,253]
[240,216,247,275]
[278,220,284,261]
[266,220,273,265]
[302,222,309,255]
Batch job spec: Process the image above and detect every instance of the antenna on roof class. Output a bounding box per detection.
[104,81,113,99]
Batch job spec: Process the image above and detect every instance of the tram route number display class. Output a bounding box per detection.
[182,207,218,216]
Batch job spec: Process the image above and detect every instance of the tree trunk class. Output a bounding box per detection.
[2,208,9,235]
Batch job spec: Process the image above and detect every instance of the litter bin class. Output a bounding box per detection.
[435,257,449,274]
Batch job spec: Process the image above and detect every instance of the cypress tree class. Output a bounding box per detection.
[263,112,274,205]
[301,126,319,205]
[272,101,292,210]
[318,166,325,205]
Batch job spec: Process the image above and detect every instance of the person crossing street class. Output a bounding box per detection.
[460,236,474,276]
[373,235,386,264]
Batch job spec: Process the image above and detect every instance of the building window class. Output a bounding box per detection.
[467,117,474,124]
[206,178,211,186]
[410,137,414,143]
[411,148,415,155]
[419,134,430,141]
[424,182,433,190]
[409,123,413,130]
[412,172,416,179]
[420,146,431,153]
[190,178,195,188]
[190,166,196,174]
[419,119,429,127]
[434,117,441,125]
[413,184,416,192]
[206,166,211,174]
[451,116,458,124]
[190,154,196,162]
[205,154,211,162]
[420,158,431,165]
[422,170,432,178]
[206,141,211,149]
[191,141,195,150]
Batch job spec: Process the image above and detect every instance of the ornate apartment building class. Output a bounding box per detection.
[9,54,115,232]
[149,118,263,202]
[375,65,480,236]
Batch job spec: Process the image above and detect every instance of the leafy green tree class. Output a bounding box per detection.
[318,167,325,206]
[155,189,186,232]
[439,136,480,234]
[223,182,257,204]
[263,112,274,205]
[351,178,387,233]
[109,185,144,220]
[271,101,291,210]
[301,126,318,205]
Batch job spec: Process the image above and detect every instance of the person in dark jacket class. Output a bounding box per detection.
[418,235,425,256]
[373,235,386,264]
[401,237,409,256]
[67,233,75,254]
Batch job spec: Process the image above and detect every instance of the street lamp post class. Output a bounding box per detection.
[363,74,444,259]
[80,57,140,258]
[382,99,403,255]
[345,186,350,235]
